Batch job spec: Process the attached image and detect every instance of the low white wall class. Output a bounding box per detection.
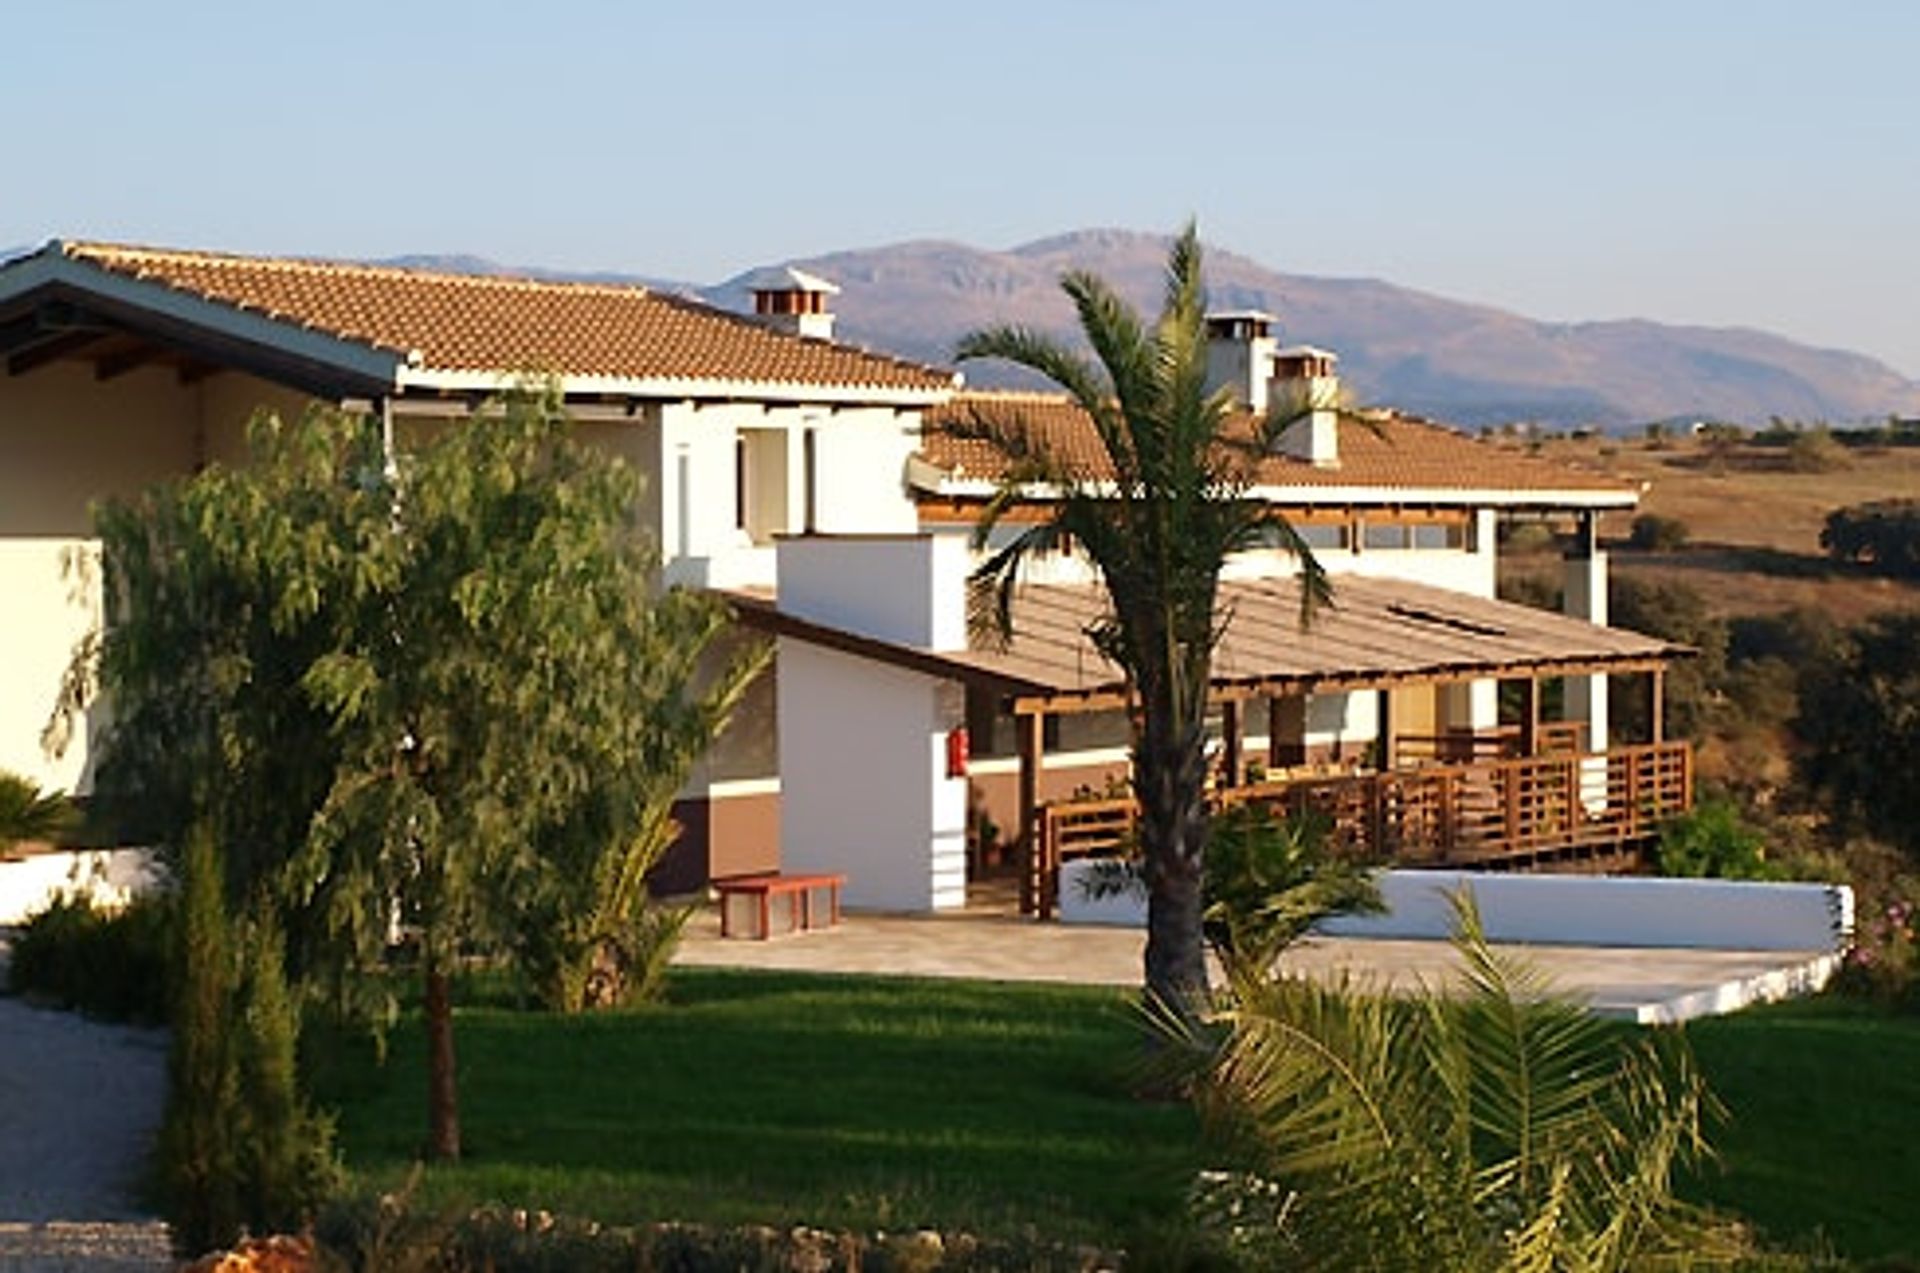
[1059,863,1853,953]
[0,848,165,926]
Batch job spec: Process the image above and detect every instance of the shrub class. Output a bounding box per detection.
[311,1187,1113,1272]
[1655,799,1783,880]
[1628,512,1691,552]
[6,890,170,1022]
[0,770,77,853]
[159,830,339,1259]
[1786,427,1851,473]
[1821,499,1920,579]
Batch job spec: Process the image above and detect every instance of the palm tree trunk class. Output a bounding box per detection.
[423,957,461,1161]
[1137,704,1212,1027]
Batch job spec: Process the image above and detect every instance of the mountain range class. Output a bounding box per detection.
[16,233,1916,429]
[404,230,1920,429]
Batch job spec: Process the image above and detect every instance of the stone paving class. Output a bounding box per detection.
[0,931,174,1271]
[674,905,1837,1022]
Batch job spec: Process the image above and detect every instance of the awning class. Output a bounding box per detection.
[725,573,1689,715]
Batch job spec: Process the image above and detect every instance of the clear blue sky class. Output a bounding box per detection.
[6,1,1918,374]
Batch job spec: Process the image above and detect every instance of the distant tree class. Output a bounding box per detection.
[1797,610,1920,862]
[952,223,1330,1024]
[1609,576,1726,742]
[95,392,759,1160]
[1821,499,1920,579]
[1628,512,1690,552]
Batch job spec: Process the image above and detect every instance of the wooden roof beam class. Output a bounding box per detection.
[8,329,107,377]
[94,343,165,382]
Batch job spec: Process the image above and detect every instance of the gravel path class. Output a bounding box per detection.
[0,933,174,1271]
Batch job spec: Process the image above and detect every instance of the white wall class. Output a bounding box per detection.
[660,401,924,589]
[1062,864,1854,953]
[1319,871,1852,952]
[0,362,208,792]
[777,640,966,911]
[779,533,969,651]
[0,848,165,925]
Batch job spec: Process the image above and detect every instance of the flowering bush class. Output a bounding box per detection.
[1834,894,1920,1007]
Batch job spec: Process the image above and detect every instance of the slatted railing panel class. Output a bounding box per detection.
[1026,743,1695,913]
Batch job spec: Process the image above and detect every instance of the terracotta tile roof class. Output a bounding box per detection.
[921,392,1635,500]
[56,241,955,393]
[730,573,1684,704]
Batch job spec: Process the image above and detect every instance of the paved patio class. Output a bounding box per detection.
[674,906,1837,1023]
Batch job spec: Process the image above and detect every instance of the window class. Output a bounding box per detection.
[734,436,748,532]
[1295,522,1350,551]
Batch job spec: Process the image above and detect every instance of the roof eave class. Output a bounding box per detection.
[0,244,406,396]
[397,365,958,408]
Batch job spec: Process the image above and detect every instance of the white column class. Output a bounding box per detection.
[1563,514,1609,812]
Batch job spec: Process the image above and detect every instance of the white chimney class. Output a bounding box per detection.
[1271,345,1342,467]
[746,266,840,341]
[1204,310,1278,412]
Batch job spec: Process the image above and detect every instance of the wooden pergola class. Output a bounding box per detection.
[730,573,1694,917]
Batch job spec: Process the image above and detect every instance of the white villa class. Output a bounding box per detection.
[0,245,1690,913]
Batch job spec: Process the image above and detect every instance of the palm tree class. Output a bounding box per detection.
[0,770,76,855]
[1191,893,1740,1270]
[954,222,1328,1022]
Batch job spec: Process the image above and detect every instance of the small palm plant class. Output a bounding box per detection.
[0,770,77,855]
[1190,892,1742,1270]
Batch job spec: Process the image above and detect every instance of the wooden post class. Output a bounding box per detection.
[1517,678,1540,756]
[1377,689,1397,771]
[1017,710,1045,918]
[1648,668,1665,744]
[1221,698,1242,789]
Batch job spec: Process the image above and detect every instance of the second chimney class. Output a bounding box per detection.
[747,266,840,341]
[1271,345,1342,467]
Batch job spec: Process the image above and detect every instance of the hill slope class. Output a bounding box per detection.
[707,230,1920,429]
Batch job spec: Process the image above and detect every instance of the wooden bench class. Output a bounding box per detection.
[714,872,846,940]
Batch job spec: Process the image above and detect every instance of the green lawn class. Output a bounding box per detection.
[308,969,1205,1246]
[1683,996,1920,1263]
[311,970,1920,1262]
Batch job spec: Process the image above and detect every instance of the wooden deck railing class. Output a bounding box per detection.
[1027,742,1693,917]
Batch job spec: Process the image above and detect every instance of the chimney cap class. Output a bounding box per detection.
[743,265,841,297]
[1275,343,1338,362]
[1206,308,1278,324]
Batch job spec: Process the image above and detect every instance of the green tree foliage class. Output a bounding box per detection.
[1200,805,1380,972]
[0,769,77,853]
[93,392,759,1161]
[1191,894,1736,1270]
[1608,576,1726,742]
[1798,610,1920,861]
[1821,499,1920,580]
[157,827,243,1255]
[1626,513,1689,552]
[952,224,1329,1022]
[1654,799,1781,880]
[158,829,340,1258]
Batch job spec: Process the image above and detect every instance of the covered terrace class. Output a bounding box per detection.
[735,570,1693,919]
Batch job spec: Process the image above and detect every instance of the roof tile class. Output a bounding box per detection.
[923,391,1634,497]
[60,242,954,393]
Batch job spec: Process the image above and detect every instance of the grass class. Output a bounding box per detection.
[309,966,1920,1263]
[307,968,1205,1246]
[1683,996,1920,1263]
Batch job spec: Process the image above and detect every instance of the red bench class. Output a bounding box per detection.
[714,872,846,940]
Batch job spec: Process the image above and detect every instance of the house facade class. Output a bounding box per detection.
[0,242,955,883]
[0,247,1685,911]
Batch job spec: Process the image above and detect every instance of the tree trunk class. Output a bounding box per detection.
[423,958,461,1161]
[1136,693,1213,1030]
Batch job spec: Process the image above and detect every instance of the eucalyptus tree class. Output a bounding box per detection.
[92,391,759,1160]
[954,223,1329,1022]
